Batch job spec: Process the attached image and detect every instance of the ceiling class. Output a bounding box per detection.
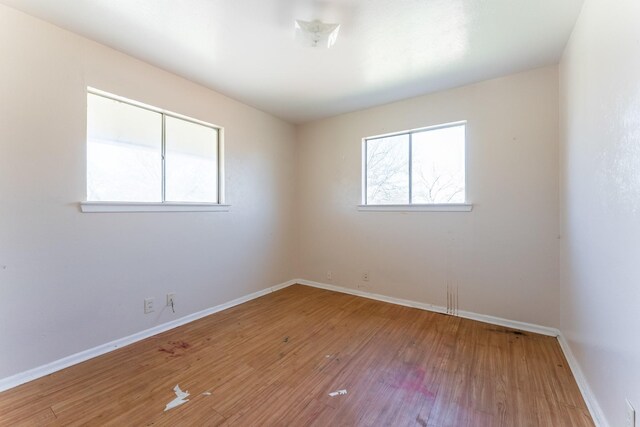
[1,0,584,123]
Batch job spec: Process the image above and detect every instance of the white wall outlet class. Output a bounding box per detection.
[362,271,369,281]
[144,298,154,314]
[167,293,176,307]
[626,399,636,427]
[326,271,332,281]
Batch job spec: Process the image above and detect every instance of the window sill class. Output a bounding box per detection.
[357,203,473,212]
[80,202,231,213]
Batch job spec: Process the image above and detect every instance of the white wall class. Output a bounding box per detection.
[0,5,297,379]
[559,0,640,425]
[296,67,560,327]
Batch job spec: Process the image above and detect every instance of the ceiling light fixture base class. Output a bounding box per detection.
[294,19,340,48]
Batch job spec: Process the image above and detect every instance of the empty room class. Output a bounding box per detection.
[0,0,638,426]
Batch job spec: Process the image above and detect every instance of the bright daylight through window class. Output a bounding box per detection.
[364,122,466,205]
[86,90,219,204]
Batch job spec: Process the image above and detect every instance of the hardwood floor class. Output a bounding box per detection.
[0,285,593,426]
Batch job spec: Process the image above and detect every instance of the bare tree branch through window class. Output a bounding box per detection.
[365,124,465,205]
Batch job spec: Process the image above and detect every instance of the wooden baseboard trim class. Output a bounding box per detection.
[0,279,297,393]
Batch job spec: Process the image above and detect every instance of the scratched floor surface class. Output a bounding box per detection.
[0,285,593,426]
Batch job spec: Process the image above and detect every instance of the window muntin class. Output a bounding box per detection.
[86,90,221,204]
[364,122,466,205]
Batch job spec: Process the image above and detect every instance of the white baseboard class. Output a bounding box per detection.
[557,333,609,427]
[296,279,559,337]
[0,279,297,393]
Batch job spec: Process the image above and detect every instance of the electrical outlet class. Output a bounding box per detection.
[326,271,332,281]
[167,293,176,307]
[144,298,154,314]
[626,399,636,427]
[362,271,369,281]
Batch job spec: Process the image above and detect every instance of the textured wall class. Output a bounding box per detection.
[559,0,640,425]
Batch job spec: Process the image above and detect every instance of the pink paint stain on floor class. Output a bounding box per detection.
[392,367,435,398]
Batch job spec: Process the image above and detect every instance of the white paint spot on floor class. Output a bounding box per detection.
[328,389,347,397]
[164,384,190,411]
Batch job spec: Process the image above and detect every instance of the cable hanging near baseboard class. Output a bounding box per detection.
[446,282,459,316]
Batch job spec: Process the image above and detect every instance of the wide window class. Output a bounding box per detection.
[85,89,222,208]
[363,122,466,206]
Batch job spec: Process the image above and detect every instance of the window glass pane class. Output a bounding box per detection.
[412,125,465,204]
[165,116,218,203]
[87,94,162,202]
[366,134,410,204]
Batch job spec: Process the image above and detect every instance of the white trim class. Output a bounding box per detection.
[455,309,558,337]
[357,203,473,212]
[557,333,609,427]
[300,279,447,314]
[218,128,226,204]
[365,120,468,141]
[0,279,296,393]
[80,202,231,213]
[297,279,557,336]
[88,87,221,129]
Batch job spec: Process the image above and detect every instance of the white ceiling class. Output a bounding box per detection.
[1,0,583,123]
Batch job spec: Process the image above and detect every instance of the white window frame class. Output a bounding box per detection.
[359,121,472,212]
[81,88,229,213]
